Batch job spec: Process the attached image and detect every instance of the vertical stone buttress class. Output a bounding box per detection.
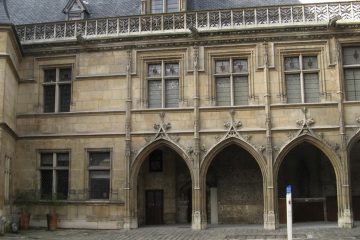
[124,50,135,229]
[335,39,353,228]
[192,46,203,230]
[263,43,276,230]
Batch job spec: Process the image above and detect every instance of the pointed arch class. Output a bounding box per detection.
[130,138,193,189]
[347,128,360,153]
[200,137,267,179]
[274,134,342,182]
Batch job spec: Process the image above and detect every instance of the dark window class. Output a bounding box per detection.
[43,67,72,113]
[40,152,69,200]
[149,150,163,172]
[89,151,111,199]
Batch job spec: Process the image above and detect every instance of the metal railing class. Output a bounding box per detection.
[15,1,360,43]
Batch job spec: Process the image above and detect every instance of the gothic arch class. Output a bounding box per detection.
[130,138,194,186]
[274,134,343,182]
[200,137,267,184]
[347,128,360,153]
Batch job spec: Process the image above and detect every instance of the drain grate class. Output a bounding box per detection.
[224,234,307,240]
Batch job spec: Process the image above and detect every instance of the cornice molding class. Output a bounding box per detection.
[0,122,18,139]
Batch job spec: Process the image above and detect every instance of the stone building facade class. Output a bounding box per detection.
[0,0,360,231]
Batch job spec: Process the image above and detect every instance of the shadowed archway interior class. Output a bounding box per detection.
[206,145,263,224]
[137,146,192,226]
[277,142,337,223]
[350,139,360,220]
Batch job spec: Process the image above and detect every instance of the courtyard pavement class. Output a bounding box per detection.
[1,222,360,240]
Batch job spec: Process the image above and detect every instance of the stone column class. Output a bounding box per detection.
[335,41,353,228]
[191,46,204,230]
[124,50,137,229]
[262,43,277,230]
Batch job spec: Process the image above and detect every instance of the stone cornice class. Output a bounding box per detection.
[0,122,18,139]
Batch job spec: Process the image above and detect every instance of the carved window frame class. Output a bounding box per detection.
[150,0,180,13]
[140,54,185,109]
[278,47,325,104]
[208,50,255,106]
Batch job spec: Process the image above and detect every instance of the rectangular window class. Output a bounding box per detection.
[88,151,111,200]
[147,61,179,108]
[343,47,360,101]
[40,152,69,200]
[284,55,320,103]
[215,58,249,106]
[151,0,179,13]
[43,67,72,113]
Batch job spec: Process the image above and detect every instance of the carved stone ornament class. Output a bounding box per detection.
[208,110,265,158]
[282,107,341,157]
[133,112,190,163]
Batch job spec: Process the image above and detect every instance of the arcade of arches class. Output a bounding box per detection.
[133,139,358,227]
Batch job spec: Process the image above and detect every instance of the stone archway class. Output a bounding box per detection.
[129,139,194,227]
[200,138,267,226]
[274,135,342,225]
[349,131,360,221]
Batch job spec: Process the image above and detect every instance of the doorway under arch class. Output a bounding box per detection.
[277,142,338,223]
[137,146,192,226]
[205,144,264,225]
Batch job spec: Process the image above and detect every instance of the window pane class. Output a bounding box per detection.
[41,170,53,199]
[148,80,162,108]
[59,84,71,112]
[284,57,300,71]
[165,63,179,77]
[343,47,360,65]
[148,64,162,77]
[233,59,248,73]
[56,170,68,199]
[216,77,231,106]
[44,69,56,83]
[304,73,320,103]
[57,153,69,167]
[152,0,163,13]
[344,69,360,101]
[215,60,230,74]
[43,85,55,113]
[89,152,110,167]
[167,0,179,12]
[89,171,110,199]
[165,79,179,108]
[41,153,53,167]
[286,74,301,103]
[234,76,249,105]
[302,56,318,70]
[59,68,72,82]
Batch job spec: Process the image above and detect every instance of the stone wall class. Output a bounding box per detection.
[207,145,263,224]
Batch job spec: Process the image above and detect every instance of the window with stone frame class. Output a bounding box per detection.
[342,47,360,101]
[40,152,69,200]
[147,61,180,108]
[88,151,111,200]
[284,55,320,103]
[43,67,72,113]
[151,0,179,13]
[214,58,249,106]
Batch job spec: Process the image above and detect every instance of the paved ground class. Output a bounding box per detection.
[2,223,360,240]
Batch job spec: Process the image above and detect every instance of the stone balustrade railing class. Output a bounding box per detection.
[15,1,360,43]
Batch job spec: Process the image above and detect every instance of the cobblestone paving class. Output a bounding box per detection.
[2,223,360,240]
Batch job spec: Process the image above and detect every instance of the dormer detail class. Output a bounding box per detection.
[63,0,89,21]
